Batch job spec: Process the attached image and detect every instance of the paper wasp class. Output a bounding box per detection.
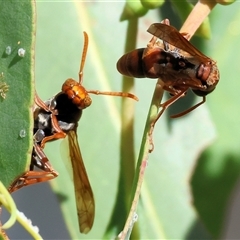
[9,32,138,234]
[117,19,219,119]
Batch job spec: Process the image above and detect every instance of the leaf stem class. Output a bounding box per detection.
[120,17,139,203]
[104,17,140,239]
[119,79,164,240]
[0,182,43,239]
[180,0,217,38]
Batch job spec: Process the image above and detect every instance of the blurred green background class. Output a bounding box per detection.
[3,1,240,239]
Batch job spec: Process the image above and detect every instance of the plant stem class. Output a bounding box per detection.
[119,79,164,240]
[0,182,43,239]
[180,0,217,38]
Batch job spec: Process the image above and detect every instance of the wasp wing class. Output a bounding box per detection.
[66,130,95,234]
[147,23,211,63]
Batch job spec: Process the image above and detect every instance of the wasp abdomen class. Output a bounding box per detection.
[117,48,146,78]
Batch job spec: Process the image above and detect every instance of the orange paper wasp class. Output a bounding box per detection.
[9,32,138,234]
[117,19,219,119]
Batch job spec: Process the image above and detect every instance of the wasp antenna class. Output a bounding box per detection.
[87,90,139,101]
[79,31,89,84]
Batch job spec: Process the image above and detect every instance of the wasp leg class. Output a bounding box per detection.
[148,88,187,152]
[8,143,58,193]
[8,170,58,193]
[40,114,67,148]
[34,91,58,114]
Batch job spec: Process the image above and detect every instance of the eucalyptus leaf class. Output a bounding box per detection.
[192,5,240,238]
[0,1,35,189]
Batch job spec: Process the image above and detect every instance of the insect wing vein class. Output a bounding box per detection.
[67,130,95,234]
[147,23,210,62]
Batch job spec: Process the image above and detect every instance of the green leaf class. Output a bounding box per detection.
[0,1,35,188]
[192,5,240,238]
